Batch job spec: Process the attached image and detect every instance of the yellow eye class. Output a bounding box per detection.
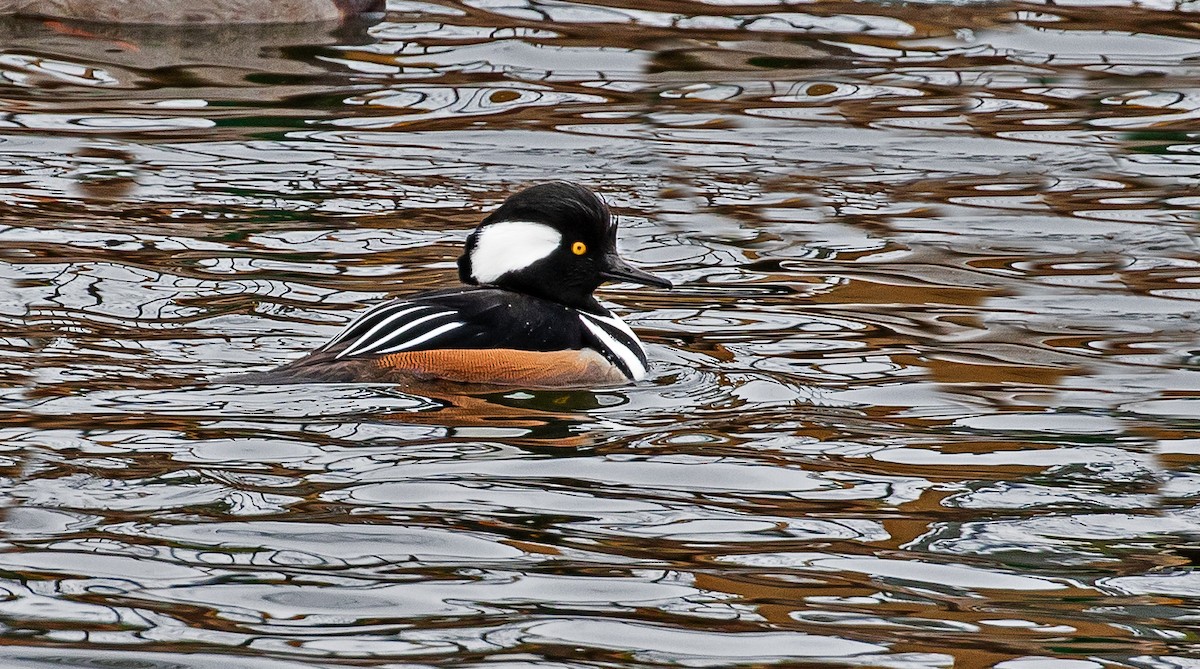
[571,241,587,255]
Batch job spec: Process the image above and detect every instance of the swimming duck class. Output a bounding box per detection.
[229,182,672,387]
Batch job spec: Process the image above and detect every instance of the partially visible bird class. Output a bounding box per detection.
[0,0,385,24]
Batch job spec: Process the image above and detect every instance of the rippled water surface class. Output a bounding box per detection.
[3,1,1200,667]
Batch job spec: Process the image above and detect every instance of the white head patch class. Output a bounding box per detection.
[469,220,561,284]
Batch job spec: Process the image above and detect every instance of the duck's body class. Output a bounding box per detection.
[232,287,646,386]
[229,183,671,388]
[0,0,383,24]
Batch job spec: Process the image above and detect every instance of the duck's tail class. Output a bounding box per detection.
[213,354,390,385]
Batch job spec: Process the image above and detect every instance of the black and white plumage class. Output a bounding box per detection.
[315,287,650,379]
[228,182,671,387]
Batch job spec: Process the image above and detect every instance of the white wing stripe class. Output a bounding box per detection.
[338,310,453,358]
[376,321,465,354]
[329,305,428,354]
[579,315,646,381]
[323,302,403,350]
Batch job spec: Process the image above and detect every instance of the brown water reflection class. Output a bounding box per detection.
[2,1,1200,667]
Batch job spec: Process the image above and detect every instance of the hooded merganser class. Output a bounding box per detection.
[228,182,672,387]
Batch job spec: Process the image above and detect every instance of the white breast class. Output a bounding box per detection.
[578,311,648,381]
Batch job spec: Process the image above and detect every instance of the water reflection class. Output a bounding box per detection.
[2,1,1200,667]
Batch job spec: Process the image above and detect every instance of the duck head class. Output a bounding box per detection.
[457,182,672,312]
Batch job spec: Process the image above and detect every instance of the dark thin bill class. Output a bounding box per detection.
[601,255,673,288]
